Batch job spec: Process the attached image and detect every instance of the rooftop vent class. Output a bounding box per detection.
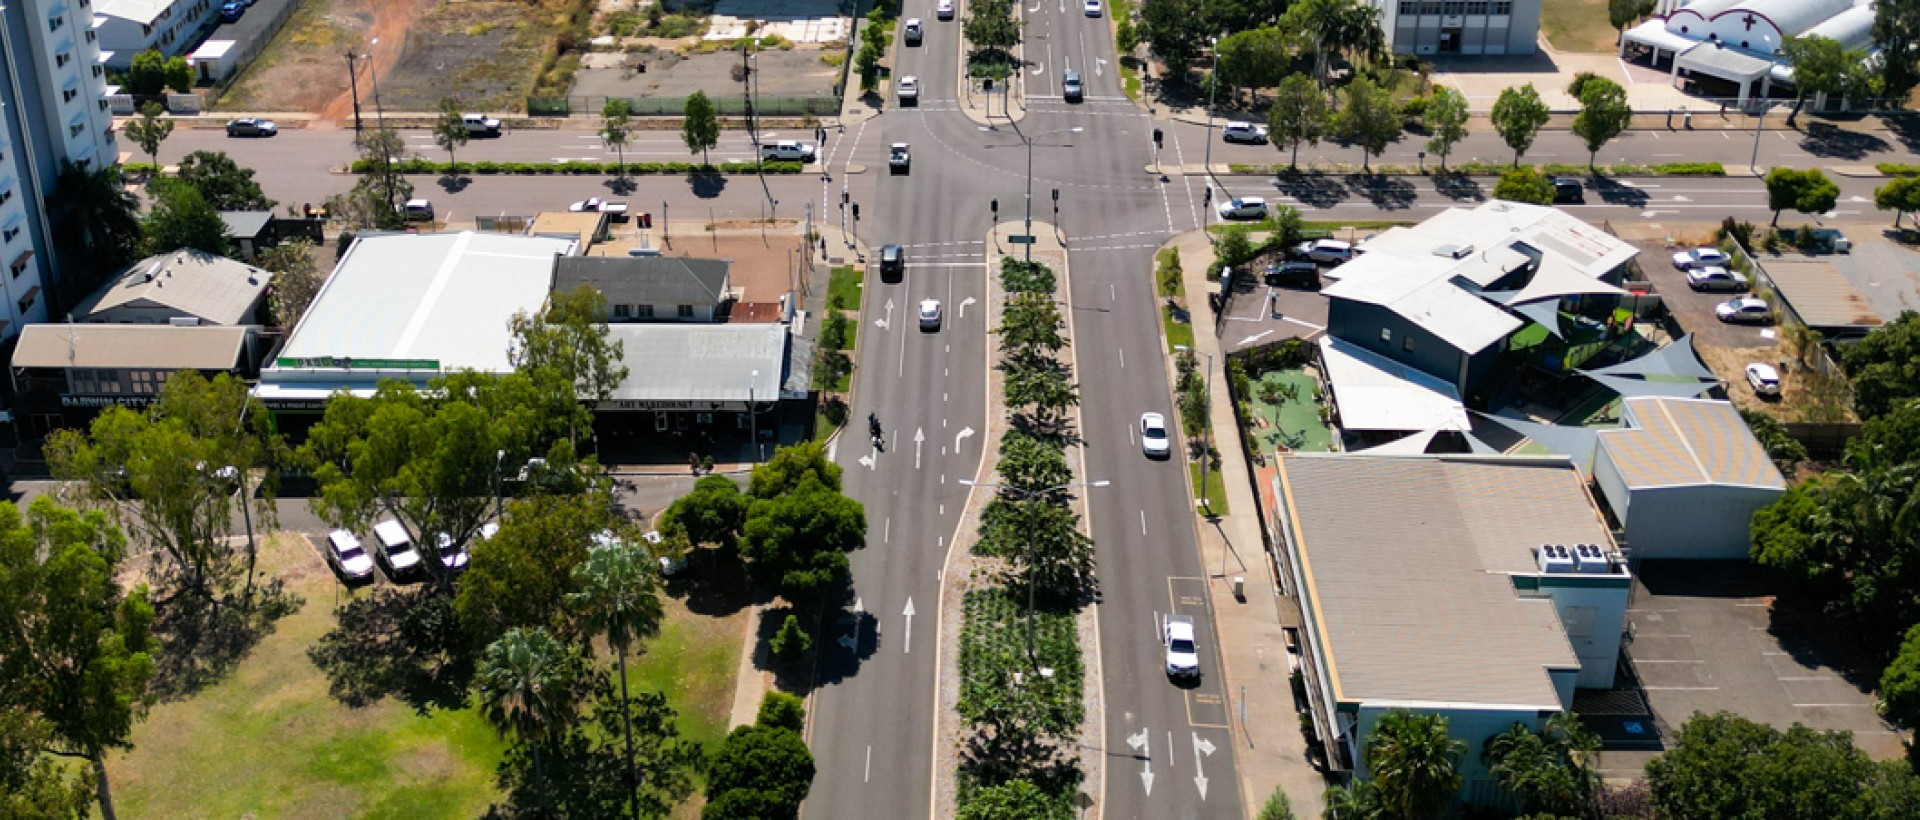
[1433,243,1475,260]
[1573,543,1611,574]
[1536,543,1575,574]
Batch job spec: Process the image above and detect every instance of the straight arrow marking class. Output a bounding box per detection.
[1127,727,1152,795]
[914,428,926,469]
[1193,732,1214,800]
[903,598,916,654]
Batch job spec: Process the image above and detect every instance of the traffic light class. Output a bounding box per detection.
[1204,184,1212,203]
[1051,188,1060,202]
[1153,128,1163,148]
[991,198,999,216]
[852,202,861,220]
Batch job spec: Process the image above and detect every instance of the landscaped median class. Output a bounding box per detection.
[1224,160,1727,177]
[345,159,807,175]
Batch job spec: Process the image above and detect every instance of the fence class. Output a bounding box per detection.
[526,94,840,118]
[1781,422,1864,460]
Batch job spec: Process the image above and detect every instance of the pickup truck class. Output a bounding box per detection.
[759,140,817,162]
[462,113,502,136]
[889,143,910,174]
[568,198,630,221]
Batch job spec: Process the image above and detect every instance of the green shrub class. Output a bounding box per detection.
[1879,163,1920,177]
[770,615,812,665]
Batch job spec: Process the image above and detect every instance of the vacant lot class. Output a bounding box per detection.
[1541,0,1621,54]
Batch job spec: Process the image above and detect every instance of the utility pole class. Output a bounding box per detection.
[342,52,366,135]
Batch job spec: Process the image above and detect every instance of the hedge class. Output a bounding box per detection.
[346,159,805,175]
[1878,163,1920,177]
[1223,161,1725,177]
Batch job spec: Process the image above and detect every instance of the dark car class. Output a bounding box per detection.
[1264,261,1320,289]
[880,244,904,282]
[1550,176,1584,203]
[1062,70,1083,102]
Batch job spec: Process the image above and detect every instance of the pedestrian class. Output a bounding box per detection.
[689,452,700,475]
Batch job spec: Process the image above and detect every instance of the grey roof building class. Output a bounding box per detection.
[1594,397,1787,559]
[553,256,731,323]
[69,249,272,327]
[598,324,802,411]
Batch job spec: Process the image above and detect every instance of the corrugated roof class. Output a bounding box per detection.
[1600,397,1787,490]
[70,250,271,326]
[1760,259,1883,330]
[218,211,274,239]
[1278,455,1610,709]
[1319,336,1470,432]
[13,324,251,370]
[605,324,786,402]
[554,256,730,307]
[95,0,172,24]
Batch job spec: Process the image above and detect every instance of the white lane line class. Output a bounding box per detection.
[865,746,873,783]
[1119,348,1125,368]
[1642,686,1719,691]
[885,517,891,543]
[1140,509,1147,535]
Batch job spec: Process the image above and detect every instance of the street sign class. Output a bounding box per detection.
[1007,235,1037,245]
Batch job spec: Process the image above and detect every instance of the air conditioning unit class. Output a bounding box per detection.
[1536,544,1575,574]
[168,316,200,327]
[1573,543,1610,574]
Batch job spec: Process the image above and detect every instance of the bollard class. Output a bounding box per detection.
[1233,576,1245,601]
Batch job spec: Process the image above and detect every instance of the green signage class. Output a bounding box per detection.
[274,357,442,371]
[1006,235,1037,245]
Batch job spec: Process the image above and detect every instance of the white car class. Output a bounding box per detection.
[1716,296,1772,324]
[758,140,817,162]
[919,298,942,331]
[461,113,502,136]
[1084,0,1102,14]
[1221,121,1269,144]
[1745,362,1782,397]
[1685,266,1749,292]
[324,530,376,583]
[433,532,470,574]
[371,520,423,581]
[1672,247,1731,270]
[1215,196,1268,220]
[1164,614,1200,679]
[1293,238,1354,263]
[1140,412,1171,458]
[904,17,923,44]
[568,196,605,213]
[898,75,919,102]
[936,0,954,19]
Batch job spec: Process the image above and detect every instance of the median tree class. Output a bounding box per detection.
[175,151,274,211]
[1493,166,1556,205]
[1268,74,1329,170]
[1764,167,1840,226]
[682,91,721,167]
[431,98,470,169]
[1571,76,1631,171]
[1875,176,1920,227]
[121,102,174,173]
[1139,0,1210,79]
[601,98,634,178]
[1334,75,1400,172]
[1424,86,1470,170]
[1491,83,1550,166]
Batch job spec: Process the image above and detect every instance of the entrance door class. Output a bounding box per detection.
[1439,28,1462,53]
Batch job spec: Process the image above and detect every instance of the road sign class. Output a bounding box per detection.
[1007,235,1037,245]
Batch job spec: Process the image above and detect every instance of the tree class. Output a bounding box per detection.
[1364,709,1465,820]
[431,97,469,168]
[663,475,749,548]
[1782,35,1868,125]
[1608,0,1654,34]
[1281,0,1386,86]
[1139,0,1209,78]
[46,159,142,310]
[490,684,698,819]
[1254,786,1296,820]
[1115,13,1140,55]
[1741,409,1809,473]
[161,56,192,94]
[1269,74,1330,170]
[769,615,812,665]
[748,440,843,499]
[0,499,154,820]
[756,691,806,733]
[994,430,1073,498]
[1875,0,1920,102]
[125,50,173,97]
[977,496,1096,600]
[958,779,1056,819]
[1215,28,1290,102]
[567,535,664,820]
[1764,167,1841,227]
[1880,623,1920,732]
[682,91,721,167]
[1645,711,1895,820]
[475,627,589,806]
[0,708,93,820]
[1876,176,1920,228]
[1423,87,1469,170]
[259,240,321,326]
[1571,76,1630,171]
[1334,76,1399,172]
[1843,311,1920,419]
[1493,166,1556,205]
[121,102,173,172]
[141,179,230,256]
[508,283,630,411]
[1322,779,1384,819]
[964,0,1022,53]
[1482,713,1600,816]
[342,128,411,227]
[602,98,634,178]
[1491,83,1550,167]
[703,723,815,820]
[739,474,866,606]
[457,491,625,646]
[174,151,274,211]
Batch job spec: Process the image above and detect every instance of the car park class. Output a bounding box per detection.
[1215,196,1268,220]
[904,18,923,44]
[461,113,502,136]
[880,244,905,282]
[1164,614,1200,679]
[1062,70,1082,102]
[433,532,470,574]
[890,143,911,174]
[1139,412,1170,458]
[1550,176,1583,203]
[1293,238,1354,264]
[759,140,817,162]
[898,75,919,103]
[937,0,954,19]
[1264,261,1320,288]
[1221,121,1269,144]
[1672,247,1730,270]
[1745,362,1782,397]
[1715,296,1773,324]
[324,530,377,584]
[371,520,423,582]
[225,118,277,137]
[919,299,942,331]
[1685,266,1748,292]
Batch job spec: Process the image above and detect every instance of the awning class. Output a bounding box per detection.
[1622,19,1698,54]
[1491,256,1629,306]
[1584,372,1717,400]
[1319,336,1470,433]
[1678,42,1775,82]
[1510,299,1565,339]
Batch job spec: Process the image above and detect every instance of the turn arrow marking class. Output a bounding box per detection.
[958,296,977,318]
[1192,732,1215,800]
[1127,727,1153,794]
[955,426,975,451]
[877,298,894,330]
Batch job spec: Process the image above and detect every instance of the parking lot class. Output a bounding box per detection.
[1620,561,1905,764]
[1216,259,1335,353]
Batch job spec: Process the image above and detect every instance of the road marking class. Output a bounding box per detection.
[884,517,891,543]
[1140,509,1147,535]
[1239,329,1274,346]
[1192,732,1214,800]
[865,745,872,782]
[1642,686,1719,690]
[1167,730,1174,767]
[1118,348,1125,368]
[877,297,894,330]
[902,598,917,654]
[1127,728,1153,794]
[959,296,977,318]
[956,427,976,450]
[914,428,926,469]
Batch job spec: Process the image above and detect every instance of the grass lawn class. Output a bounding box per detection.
[1541,0,1621,53]
[1162,303,1195,353]
[841,322,857,351]
[623,594,746,756]
[827,265,863,311]
[107,534,506,819]
[1244,369,1335,455]
[1188,461,1230,515]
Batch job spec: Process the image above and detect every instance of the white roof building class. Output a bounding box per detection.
[1622,0,1877,105]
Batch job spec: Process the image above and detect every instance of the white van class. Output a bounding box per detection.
[324,529,376,583]
[371,520,423,581]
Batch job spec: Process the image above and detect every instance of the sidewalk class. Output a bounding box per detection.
[1162,230,1327,817]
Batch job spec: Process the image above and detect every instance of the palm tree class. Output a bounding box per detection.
[1364,709,1466,820]
[476,627,582,809]
[45,160,142,311]
[567,537,664,820]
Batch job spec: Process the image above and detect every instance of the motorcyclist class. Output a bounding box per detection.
[868,413,882,439]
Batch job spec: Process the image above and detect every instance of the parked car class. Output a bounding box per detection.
[1215,196,1269,220]
[1716,296,1773,324]
[1809,227,1852,253]
[1264,261,1320,288]
[225,117,277,137]
[890,143,911,174]
[898,75,920,103]
[433,532,470,574]
[220,1,243,22]
[936,0,954,19]
[1550,176,1584,203]
[1672,247,1731,270]
[461,113,502,136]
[568,197,629,220]
[759,140,817,162]
[919,299,942,331]
[1084,0,1102,14]
[1745,362,1782,397]
[904,18,923,44]
[1221,121,1269,144]
[880,244,905,282]
[1139,412,1170,458]
[1685,266,1749,292]
[399,199,434,222]
[1062,70,1083,102]
[1164,614,1200,679]
[371,520,424,582]
[1293,238,1354,264]
[324,529,377,584]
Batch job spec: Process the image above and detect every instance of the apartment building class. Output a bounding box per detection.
[0,0,119,340]
[1371,0,1542,56]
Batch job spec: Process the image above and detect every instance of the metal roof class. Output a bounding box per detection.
[12,324,251,370]
[218,211,275,239]
[1678,42,1775,80]
[70,250,271,326]
[554,256,730,307]
[1600,397,1787,490]
[1277,455,1608,709]
[1319,336,1471,432]
[1759,259,1884,331]
[605,324,787,402]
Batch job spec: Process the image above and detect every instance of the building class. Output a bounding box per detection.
[1370,0,1541,56]
[68,249,270,326]
[597,323,810,444]
[0,0,119,340]
[554,255,732,323]
[1273,454,1630,809]
[94,0,217,69]
[253,231,577,432]
[10,322,258,430]
[1621,0,1876,105]
[218,210,279,260]
[1593,397,1787,559]
[1322,201,1636,405]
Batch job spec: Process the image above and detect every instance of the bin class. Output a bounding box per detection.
[639,212,653,229]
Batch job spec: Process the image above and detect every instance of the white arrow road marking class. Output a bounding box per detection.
[1127,728,1153,795]
[1031,61,1045,75]
[877,297,894,330]
[1096,57,1107,77]
[1239,329,1274,347]
[1192,732,1215,800]
[840,598,865,651]
[1851,195,1871,202]
[959,296,977,318]
[903,598,917,654]
[915,428,926,469]
[955,427,975,451]
[859,453,875,469]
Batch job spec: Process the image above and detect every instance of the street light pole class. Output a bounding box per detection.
[342,52,366,135]
[1202,35,1220,181]
[958,478,1110,668]
[989,125,1082,261]
[1749,101,1769,177]
[367,38,394,212]
[494,449,507,519]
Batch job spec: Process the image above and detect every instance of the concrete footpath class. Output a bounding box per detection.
[1163,230,1327,818]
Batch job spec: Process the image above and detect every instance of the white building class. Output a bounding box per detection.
[93,0,217,69]
[1621,0,1876,105]
[1273,454,1630,809]
[1593,397,1788,559]
[1370,0,1542,56]
[0,0,119,341]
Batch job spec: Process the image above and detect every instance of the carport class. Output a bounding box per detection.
[1761,259,1885,336]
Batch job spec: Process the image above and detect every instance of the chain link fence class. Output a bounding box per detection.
[526,94,840,118]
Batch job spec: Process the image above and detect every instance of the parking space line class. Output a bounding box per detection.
[1642,686,1719,691]
[1793,702,1875,707]
[1631,633,1692,638]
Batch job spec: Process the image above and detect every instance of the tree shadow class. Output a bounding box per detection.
[1274,170,1348,209]
[305,586,476,714]
[802,592,880,693]
[1344,173,1416,210]
[147,579,304,701]
[1430,171,1485,203]
[604,176,638,196]
[688,169,728,199]
[1885,115,1920,154]
[1591,176,1651,208]
[436,174,471,194]
[1799,122,1891,160]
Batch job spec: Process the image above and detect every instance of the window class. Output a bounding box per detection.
[16,292,35,314]
[48,15,64,32]
[141,24,150,37]
[130,370,156,395]
[1379,327,1393,343]
[0,189,10,206]
[613,303,630,318]
[677,304,695,318]
[93,65,102,79]
[68,123,84,138]
[86,29,95,43]
[1442,1,1464,13]
[1402,335,1414,352]
[635,304,655,319]
[3,226,19,243]
[62,88,78,103]
[1492,0,1510,12]
[9,254,28,278]
[55,52,70,68]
